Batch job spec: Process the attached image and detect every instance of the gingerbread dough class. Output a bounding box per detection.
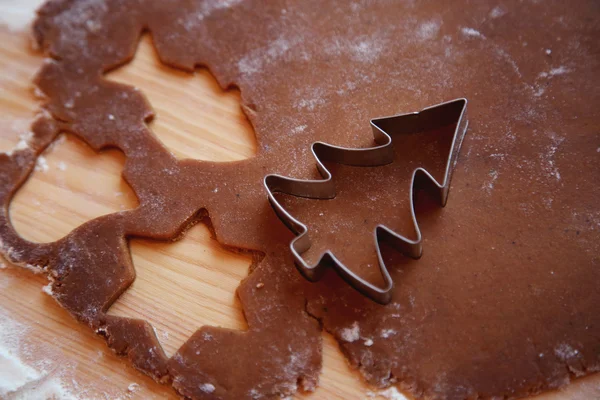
[0,0,598,399]
[275,119,461,287]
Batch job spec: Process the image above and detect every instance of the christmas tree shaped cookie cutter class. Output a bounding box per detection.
[264,99,468,304]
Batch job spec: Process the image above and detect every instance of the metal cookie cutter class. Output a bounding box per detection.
[264,98,468,304]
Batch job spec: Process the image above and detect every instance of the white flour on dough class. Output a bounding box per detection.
[366,386,410,400]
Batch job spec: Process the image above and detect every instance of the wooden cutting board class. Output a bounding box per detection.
[1,25,598,400]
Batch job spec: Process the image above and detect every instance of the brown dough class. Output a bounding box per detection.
[275,121,459,286]
[0,0,598,399]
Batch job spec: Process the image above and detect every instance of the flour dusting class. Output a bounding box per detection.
[460,27,485,39]
[0,347,39,398]
[6,376,78,400]
[482,169,499,193]
[548,66,570,76]
[199,383,216,393]
[540,133,565,182]
[324,34,388,64]
[380,329,397,339]
[291,125,307,134]
[0,0,45,32]
[199,0,243,19]
[417,21,441,41]
[349,35,385,63]
[238,36,296,76]
[293,86,328,112]
[340,322,360,342]
[366,386,410,400]
[494,47,523,78]
[554,343,579,361]
[34,156,49,173]
[127,382,140,392]
[41,282,53,296]
[4,132,33,156]
[0,309,77,399]
[489,6,506,19]
[0,308,134,398]
[538,66,570,78]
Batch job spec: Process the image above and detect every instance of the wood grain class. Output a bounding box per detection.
[108,35,257,162]
[1,27,598,400]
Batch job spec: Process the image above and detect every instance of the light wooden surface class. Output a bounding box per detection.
[1,27,598,400]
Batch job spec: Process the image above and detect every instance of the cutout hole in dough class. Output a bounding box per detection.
[0,30,45,154]
[106,35,257,162]
[108,220,251,358]
[9,133,138,243]
[0,30,41,130]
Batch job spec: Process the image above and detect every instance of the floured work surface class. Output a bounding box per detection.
[0,0,599,399]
